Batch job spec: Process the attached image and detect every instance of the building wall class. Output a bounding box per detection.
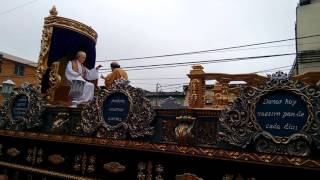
[292,1,320,75]
[0,59,37,103]
[297,2,320,52]
[146,95,185,107]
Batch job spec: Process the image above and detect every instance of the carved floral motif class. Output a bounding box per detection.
[48,154,65,165]
[7,148,20,157]
[175,116,196,145]
[103,162,126,174]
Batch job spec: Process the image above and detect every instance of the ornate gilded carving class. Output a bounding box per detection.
[137,162,146,180]
[0,84,44,130]
[48,154,65,165]
[146,161,153,180]
[196,121,216,145]
[188,79,203,108]
[219,71,320,156]
[222,174,234,180]
[52,112,71,134]
[254,132,311,156]
[26,147,43,165]
[87,156,96,173]
[74,154,81,172]
[73,153,95,174]
[137,161,159,180]
[80,80,154,139]
[6,148,20,157]
[46,62,62,102]
[162,120,176,142]
[212,81,231,109]
[37,22,53,89]
[2,129,320,170]
[103,162,126,174]
[176,173,203,180]
[155,164,164,180]
[175,115,196,145]
[187,65,205,108]
[49,6,58,16]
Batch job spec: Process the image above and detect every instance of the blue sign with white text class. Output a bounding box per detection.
[255,90,308,137]
[103,92,129,126]
[11,94,29,122]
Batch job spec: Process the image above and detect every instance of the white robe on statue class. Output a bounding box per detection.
[65,61,98,104]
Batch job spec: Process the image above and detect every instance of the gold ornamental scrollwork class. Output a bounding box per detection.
[175,115,196,145]
[103,162,126,174]
[188,79,201,107]
[37,24,53,88]
[176,173,203,180]
[45,5,97,41]
[48,154,65,165]
[6,147,20,157]
[47,62,62,101]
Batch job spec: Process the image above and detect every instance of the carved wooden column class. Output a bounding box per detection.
[220,79,230,108]
[212,81,222,109]
[187,65,205,108]
[212,79,230,109]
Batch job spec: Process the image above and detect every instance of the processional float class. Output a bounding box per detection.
[1,6,320,180]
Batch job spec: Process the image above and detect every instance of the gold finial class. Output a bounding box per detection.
[49,6,58,16]
[190,64,204,75]
[192,64,204,70]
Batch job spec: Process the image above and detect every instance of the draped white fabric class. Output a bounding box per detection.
[65,61,98,104]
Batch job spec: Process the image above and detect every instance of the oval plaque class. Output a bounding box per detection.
[103,92,129,126]
[11,94,29,122]
[255,90,308,137]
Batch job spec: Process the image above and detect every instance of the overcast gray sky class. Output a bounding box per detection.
[0,0,299,91]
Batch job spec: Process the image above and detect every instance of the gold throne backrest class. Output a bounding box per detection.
[47,59,71,105]
[57,58,69,86]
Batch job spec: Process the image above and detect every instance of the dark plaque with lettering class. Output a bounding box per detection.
[103,92,130,126]
[11,94,29,122]
[255,90,308,137]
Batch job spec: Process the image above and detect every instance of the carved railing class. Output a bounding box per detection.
[187,65,267,109]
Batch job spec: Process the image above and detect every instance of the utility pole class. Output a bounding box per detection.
[156,82,160,106]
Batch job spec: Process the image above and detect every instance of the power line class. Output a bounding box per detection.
[18,40,320,68]
[253,65,292,73]
[127,65,294,83]
[130,77,187,80]
[0,0,39,16]
[97,34,320,63]
[99,53,295,72]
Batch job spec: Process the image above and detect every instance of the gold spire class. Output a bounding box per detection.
[49,6,58,16]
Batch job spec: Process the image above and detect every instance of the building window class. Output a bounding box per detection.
[14,64,25,76]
